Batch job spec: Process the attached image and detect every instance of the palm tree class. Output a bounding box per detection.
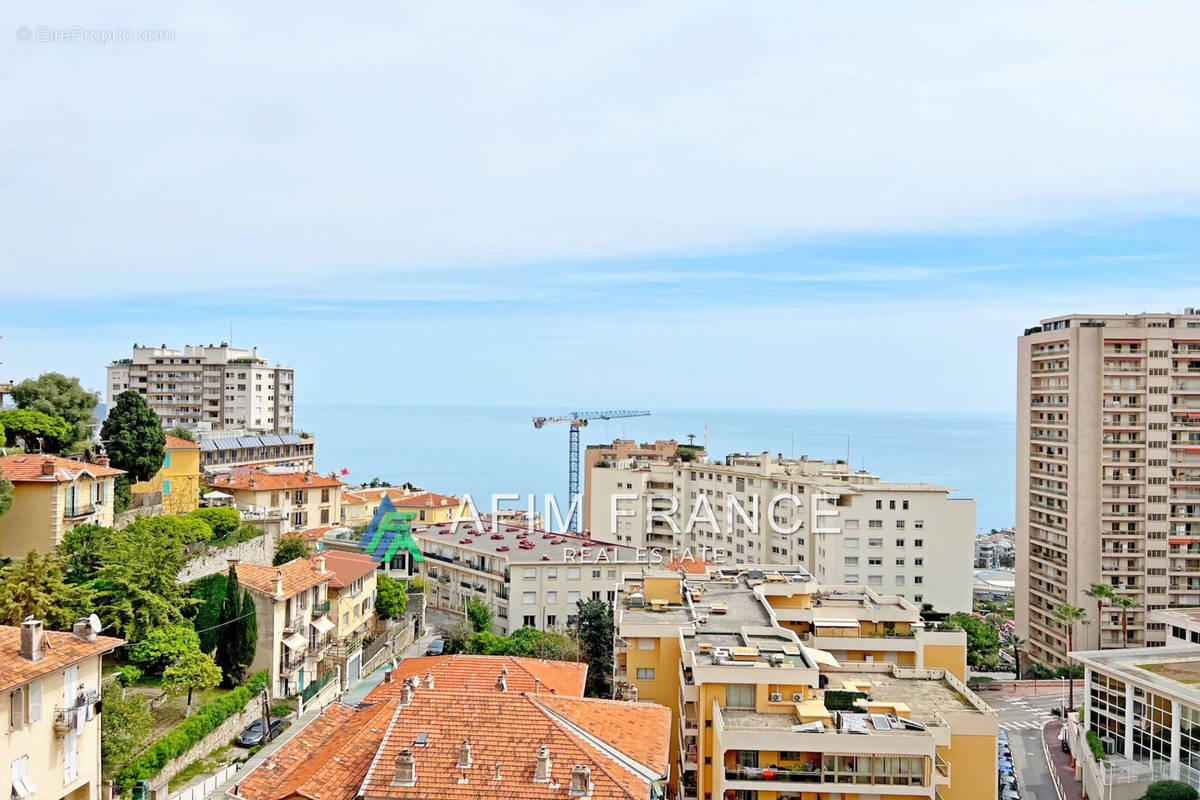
[1010,634,1025,679]
[1052,602,1087,708]
[1112,595,1140,649]
[1084,583,1115,649]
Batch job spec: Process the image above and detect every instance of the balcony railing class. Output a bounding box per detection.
[311,599,330,617]
[280,650,307,672]
[282,615,307,635]
[63,504,97,519]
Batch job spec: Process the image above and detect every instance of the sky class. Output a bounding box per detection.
[3,2,1200,412]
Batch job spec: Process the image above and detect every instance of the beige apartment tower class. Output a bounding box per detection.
[106,343,295,433]
[1017,310,1200,667]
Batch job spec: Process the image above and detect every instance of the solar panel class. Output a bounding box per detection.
[870,714,893,730]
[260,434,284,446]
[280,434,303,445]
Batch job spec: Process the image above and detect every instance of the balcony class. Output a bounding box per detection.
[311,599,330,617]
[63,504,97,520]
[935,753,951,784]
[282,615,307,635]
[280,650,307,672]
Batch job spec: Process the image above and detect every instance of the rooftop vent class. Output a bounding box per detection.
[534,745,552,783]
[457,740,472,769]
[496,672,507,692]
[424,670,434,689]
[19,619,44,662]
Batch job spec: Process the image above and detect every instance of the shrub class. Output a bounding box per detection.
[823,690,867,712]
[112,671,268,792]
[1144,781,1200,800]
[1087,729,1107,761]
[187,507,240,538]
[115,665,143,686]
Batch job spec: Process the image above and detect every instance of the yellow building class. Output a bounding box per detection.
[318,550,379,686]
[0,456,123,560]
[131,434,202,515]
[615,566,995,800]
[340,488,461,527]
[205,470,344,533]
[0,618,123,800]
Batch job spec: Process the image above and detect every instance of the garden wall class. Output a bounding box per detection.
[144,703,263,798]
[175,519,286,583]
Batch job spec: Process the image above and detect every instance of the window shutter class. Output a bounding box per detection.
[28,682,41,723]
[11,688,24,728]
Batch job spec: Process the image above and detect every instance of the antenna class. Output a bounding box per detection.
[87,613,103,633]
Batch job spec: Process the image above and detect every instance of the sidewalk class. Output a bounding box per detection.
[1044,720,1084,800]
[205,631,434,799]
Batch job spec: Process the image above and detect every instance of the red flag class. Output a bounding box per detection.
[340,468,349,475]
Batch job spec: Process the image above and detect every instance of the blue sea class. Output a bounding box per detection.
[296,405,1014,534]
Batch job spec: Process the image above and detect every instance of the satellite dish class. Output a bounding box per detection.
[87,614,103,633]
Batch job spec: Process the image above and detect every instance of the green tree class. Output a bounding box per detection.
[1113,595,1140,648]
[238,591,257,675]
[215,565,254,687]
[91,526,189,641]
[58,523,112,583]
[947,612,1000,670]
[1010,634,1026,679]
[407,576,427,594]
[1143,780,1200,800]
[129,624,202,676]
[0,408,75,453]
[186,574,227,653]
[124,514,213,546]
[0,470,12,520]
[100,683,152,774]
[375,573,408,619]
[100,391,165,482]
[187,507,240,538]
[0,550,91,630]
[1052,602,1087,708]
[273,535,312,565]
[162,649,222,717]
[166,426,195,442]
[11,372,99,446]
[466,597,493,633]
[572,598,614,697]
[1084,583,1114,650]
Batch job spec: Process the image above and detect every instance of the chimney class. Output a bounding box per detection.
[534,746,552,783]
[248,476,258,489]
[73,618,97,642]
[391,748,416,786]
[424,670,434,689]
[626,683,639,702]
[304,471,313,483]
[568,765,592,797]
[40,458,56,476]
[317,555,327,574]
[95,454,110,467]
[19,619,44,662]
[495,672,507,692]
[400,677,414,705]
[383,670,393,684]
[457,740,472,769]
[273,568,284,598]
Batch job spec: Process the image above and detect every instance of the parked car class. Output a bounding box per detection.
[1001,789,1021,800]
[425,638,446,656]
[235,716,288,747]
[1000,773,1018,791]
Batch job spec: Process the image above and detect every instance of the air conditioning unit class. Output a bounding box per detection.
[792,692,804,702]
[769,692,783,702]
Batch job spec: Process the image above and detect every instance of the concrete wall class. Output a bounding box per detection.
[176,524,281,584]
[144,699,264,797]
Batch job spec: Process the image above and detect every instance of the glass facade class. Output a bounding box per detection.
[1089,671,1127,748]
[1132,687,1173,761]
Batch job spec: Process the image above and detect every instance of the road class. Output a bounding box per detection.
[992,693,1064,800]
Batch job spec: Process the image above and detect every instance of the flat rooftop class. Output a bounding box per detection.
[413,521,639,565]
[1076,645,1200,706]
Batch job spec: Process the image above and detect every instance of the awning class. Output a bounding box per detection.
[283,632,307,651]
[310,616,335,635]
[806,647,841,668]
[813,618,860,629]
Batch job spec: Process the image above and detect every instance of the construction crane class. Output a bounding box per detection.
[533,410,651,531]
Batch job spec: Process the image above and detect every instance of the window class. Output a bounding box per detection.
[523,615,536,627]
[844,574,859,584]
[162,451,171,468]
[903,500,909,510]
[868,557,882,566]
[914,539,923,548]
[547,591,557,603]
[844,519,859,529]
[547,568,558,579]
[636,668,656,680]
[637,638,656,650]
[869,519,883,528]
[10,755,35,798]
[914,520,924,529]
[567,591,580,603]
[875,500,882,509]
[844,537,859,548]
[592,569,601,579]
[844,557,859,566]
[523,592,536,603]
[914,558,923,566]
[895,520,905,529]
[868,538,882,547]
[567,567,581,580]
[889,500,896,509]
[895,539,905,547]
[913,595,923,603]
[523,568,536,579]
[725,684,755,708]
[546,615,556,627]
[914,576,923,584]
[868,575,883,586]
[895,558,905,566]
[9,687,25,728]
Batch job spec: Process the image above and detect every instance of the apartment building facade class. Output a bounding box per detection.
[231,558,334,698]
[319,551,378,686]
[614,567,992,800]
[205,470,344,533]
[1,619,123,800]
[198,433,315,472]
[131,435,202,515]
[1017,310,1200,667]
[582,438,702,530]
[0,456,123,560]
[106,343,294,433]
[590,452,976,612]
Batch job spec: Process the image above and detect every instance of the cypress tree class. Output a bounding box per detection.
[214,565,241,687]
[238,590,258,678]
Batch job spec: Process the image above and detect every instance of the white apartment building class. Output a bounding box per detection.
[106,343,294,433]
[589,452,975,612]
[1017,310,1200,667]
[1,619,122,800]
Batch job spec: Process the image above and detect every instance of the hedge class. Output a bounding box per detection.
[114,671,269,793]
[823,690,867,711]
[1087,729,1107,761]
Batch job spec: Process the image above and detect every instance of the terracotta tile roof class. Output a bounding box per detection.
[364,656,587,702]
[236,701,397,800]
[314,551,377,589]
[294,525,346,542]
[0,455,124,483]
[534,695,671,777]
[206,470,345,492]
[238,690,669,800]
[232,559,331,599]
[164,434,201,450]
[664,555,717,575]
[360,691,660,799]
[0,625,124,693]
[342,488,461,509]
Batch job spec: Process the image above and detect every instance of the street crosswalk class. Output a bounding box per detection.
[1000,719,1046,731]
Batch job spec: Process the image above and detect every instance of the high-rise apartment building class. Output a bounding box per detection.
[1017,310,1200,667]
[582,438,703,529]
[106,343,294,433]
[589,451,976,611]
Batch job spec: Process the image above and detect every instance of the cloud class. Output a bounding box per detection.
[3,1,1200,298]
